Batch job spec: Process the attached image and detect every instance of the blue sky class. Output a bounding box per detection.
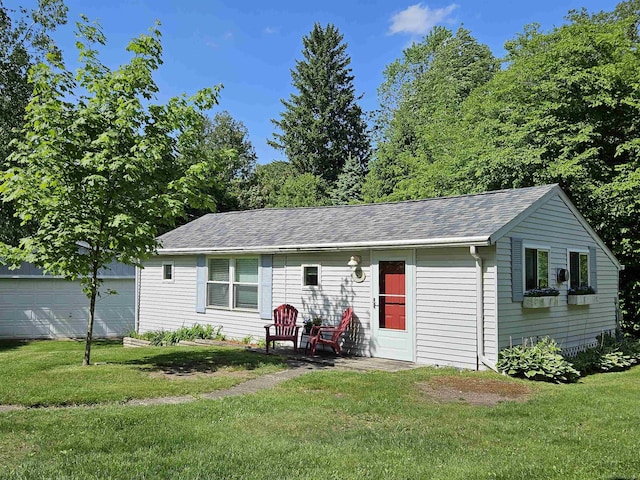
[10,0,620,164]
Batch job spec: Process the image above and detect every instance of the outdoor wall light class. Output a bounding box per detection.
[348,255,366,283]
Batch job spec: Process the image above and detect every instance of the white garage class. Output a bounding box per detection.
[0,262,135,339]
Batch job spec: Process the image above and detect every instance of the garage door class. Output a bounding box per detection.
[0,278,135,339]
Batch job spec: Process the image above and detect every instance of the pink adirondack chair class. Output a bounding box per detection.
[308,307,353,356]
[264,304,300,353]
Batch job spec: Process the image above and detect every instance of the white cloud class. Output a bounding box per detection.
[263,26,278,34]
[388,3,458,35]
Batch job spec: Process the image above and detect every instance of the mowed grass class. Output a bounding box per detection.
[0,340,638,480]
[0,340,286,406]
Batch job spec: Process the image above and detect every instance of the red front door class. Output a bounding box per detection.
[378,261,406,330]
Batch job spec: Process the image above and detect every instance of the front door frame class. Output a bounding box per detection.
[370,249,416,362]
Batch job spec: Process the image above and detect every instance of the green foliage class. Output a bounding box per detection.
[0,0,67,245]
[0,16,221,364]
[270,23,370,186]
[186,111,257,217]
[130,324,225,346]
[331,153,365,205]
[364,26,498,202]
[239,160,292,209]
[496,337,580,383]
[570,332,640,374]
[271,172,331,208]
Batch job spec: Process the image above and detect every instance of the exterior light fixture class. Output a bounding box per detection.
[348,255,366,283]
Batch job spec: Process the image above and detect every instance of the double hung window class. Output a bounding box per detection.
[162,262,174,281]
[525,247,549,290]
[207,258,258,310]
[569,250,589,290]
[302,265,320,287]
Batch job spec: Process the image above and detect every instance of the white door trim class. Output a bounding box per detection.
[370,250,415,362]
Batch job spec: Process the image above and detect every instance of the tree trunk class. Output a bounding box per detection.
[83,262,100,366]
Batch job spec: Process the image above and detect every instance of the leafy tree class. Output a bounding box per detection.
[269,23,370,185]
[241,161,330,209]
[0,17,221,365]
[190,111,256,214]
[456,1,640,334]
[240,161,296,210]
[364,26,497,201]
[272,173,330,208]
[0,0,67,244]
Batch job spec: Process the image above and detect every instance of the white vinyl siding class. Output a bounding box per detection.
[415,247,492,370]
[272,252,371,356]
[497,194,619,352]
[138,255,264,341]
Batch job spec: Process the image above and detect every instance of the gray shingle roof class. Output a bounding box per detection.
[158,184,559,252]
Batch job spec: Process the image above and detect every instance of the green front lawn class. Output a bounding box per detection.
[0,340,286,406]
[0,341,639,479]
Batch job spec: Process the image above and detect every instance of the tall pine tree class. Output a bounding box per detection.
[269,23,370,186]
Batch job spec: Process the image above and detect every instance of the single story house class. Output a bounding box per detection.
[136,184,622,370]
[0,262,135,339]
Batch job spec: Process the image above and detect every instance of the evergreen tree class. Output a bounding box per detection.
[331,153,364,205]
[269,23,370,185]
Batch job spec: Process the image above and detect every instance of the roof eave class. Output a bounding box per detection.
[157,235,493,255]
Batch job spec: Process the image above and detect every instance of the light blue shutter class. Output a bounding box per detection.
[512,237,524,302]
[196,255,206,313]
[260,255,273,320]
[589,246,597,292]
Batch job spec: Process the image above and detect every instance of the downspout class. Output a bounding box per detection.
[134,265,140,333]
[470,246,498,372]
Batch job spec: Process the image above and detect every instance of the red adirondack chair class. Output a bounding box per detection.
[308,307,353,356]
[264,304,300,354]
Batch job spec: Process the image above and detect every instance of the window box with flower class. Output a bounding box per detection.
[523,287,560,308]
[568,286,597,305]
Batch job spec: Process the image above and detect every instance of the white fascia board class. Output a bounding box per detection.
[157,235,492,256]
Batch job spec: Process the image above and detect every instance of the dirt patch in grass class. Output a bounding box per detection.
[417,375,532,406]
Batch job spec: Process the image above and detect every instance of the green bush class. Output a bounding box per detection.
[497,337,580,383]
[569,332,640,374]
[129,324,225,346]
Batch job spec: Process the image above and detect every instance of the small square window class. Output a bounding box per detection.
[303,265,320,287]
[162,263,173,281]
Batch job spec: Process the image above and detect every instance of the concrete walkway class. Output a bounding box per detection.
[1,352,419,411]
